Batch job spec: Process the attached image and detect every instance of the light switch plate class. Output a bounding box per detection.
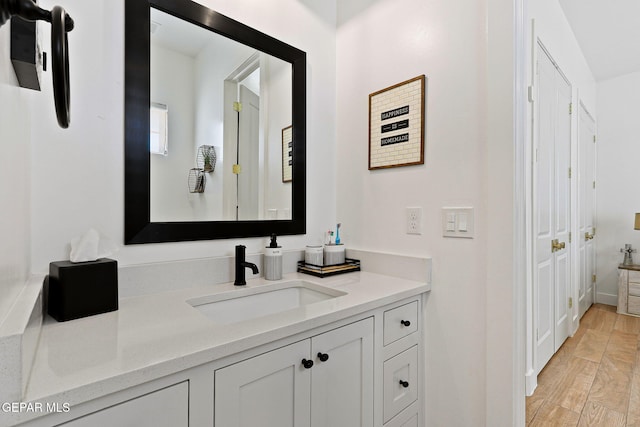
[442,207,474,238]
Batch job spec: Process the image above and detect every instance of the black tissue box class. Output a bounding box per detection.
[47,258,118,322]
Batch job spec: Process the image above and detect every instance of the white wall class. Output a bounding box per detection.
[262,55,292,218]
[335,0,517,424]
[596,72,640,299]
[150,44,200,222]
[0,21,32,322]
[29,0,336,271]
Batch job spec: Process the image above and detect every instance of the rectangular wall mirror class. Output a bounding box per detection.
[125,0,306,244]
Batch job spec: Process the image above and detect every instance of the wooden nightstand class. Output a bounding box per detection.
[617,264,640,316]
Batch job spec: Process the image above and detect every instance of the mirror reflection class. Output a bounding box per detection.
[149,7,292,222]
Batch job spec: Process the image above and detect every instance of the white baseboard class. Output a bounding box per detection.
[525,369,537,397]
[596,292,618,307]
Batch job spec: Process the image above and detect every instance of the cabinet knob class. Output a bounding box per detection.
[317,352,329,362]
[399,380,410,388]
[301,359,314,369]
[400,320,411,327]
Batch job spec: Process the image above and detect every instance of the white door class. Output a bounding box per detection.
[214,340,311,427]
[578,103,597,317]
[534,42,572,373]
[237,85,260,220]
[311,318,374,427]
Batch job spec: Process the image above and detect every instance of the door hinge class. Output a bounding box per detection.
[593,135,596,143]
[233,101,242,112]
[569,167,572,178]
[592,274,597,283]
[569,103,573,114]
[569,297,573,309]
[528,86,536,102]
[593,181,596,189]
[569,232,572,243]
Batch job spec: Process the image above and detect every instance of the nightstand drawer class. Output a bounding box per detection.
[629,270,640,283]
[383,301,418,346]
[630,282,640,297]
[629,296,640,315]
[383,346,418,423]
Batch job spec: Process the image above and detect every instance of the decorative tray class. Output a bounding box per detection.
[297,258,361,278]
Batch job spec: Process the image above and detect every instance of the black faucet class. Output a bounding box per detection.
[234,245,259,286]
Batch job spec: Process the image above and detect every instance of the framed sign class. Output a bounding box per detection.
[368,75,425,170]
[282,125,293,182]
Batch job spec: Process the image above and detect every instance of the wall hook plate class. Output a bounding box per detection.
[1,0,74,128]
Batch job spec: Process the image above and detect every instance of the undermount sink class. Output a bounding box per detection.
[187,280,347,325]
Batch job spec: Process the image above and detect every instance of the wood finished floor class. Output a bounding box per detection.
[527,304,640,426]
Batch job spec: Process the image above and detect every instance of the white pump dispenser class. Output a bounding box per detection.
[264,234,282,280]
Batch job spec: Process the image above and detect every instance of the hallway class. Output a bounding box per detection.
[527,304,640,426]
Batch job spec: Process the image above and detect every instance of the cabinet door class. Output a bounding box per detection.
[214,340,311,427]
[311,318,374,427]
[60,382,188,427]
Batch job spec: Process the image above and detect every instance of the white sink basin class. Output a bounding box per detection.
[187,280,346,324]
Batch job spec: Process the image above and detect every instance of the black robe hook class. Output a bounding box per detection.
[0,0,74,128]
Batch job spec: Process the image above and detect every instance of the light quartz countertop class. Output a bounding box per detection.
[21,271,429,415]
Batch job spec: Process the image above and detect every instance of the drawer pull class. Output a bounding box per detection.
[399,380,410,388]
[400,320,411,327]
[301,359,314,369]
[317,352,329,362]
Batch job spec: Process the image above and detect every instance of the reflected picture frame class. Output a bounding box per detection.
[282,125,293,182]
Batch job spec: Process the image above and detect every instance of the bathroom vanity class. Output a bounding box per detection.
[6,265,429,427]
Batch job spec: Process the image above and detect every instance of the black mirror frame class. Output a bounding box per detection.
[124,0,306,244]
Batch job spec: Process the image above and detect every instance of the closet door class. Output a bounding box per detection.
[534,42,572,374]
[578,103,596,317]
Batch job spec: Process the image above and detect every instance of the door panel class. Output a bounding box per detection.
[534,42,572,373]
[238,85,260,220]
[578,103,596,316]
[311,318,374,427]
[214,340,311,427]
[553,64,572,349]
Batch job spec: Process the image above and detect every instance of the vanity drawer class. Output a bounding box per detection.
[384,301,418,346]
[629,296,640,315]
[630,282,640,297]
[383,345,418,423]
[59,381,188,427]
[629,270,640,283]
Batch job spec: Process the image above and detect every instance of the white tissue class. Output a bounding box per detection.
[69,228,118,263]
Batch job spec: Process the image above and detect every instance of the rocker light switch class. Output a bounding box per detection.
[458,213,468,232]
[446,213,456,231]
[442,207,474,238]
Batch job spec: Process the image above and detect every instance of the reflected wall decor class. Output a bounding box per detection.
[282,125,293,182]
[368,75,425,170]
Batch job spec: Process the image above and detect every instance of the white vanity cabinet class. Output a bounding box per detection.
[214,318,374,427]
[17,293,425,427]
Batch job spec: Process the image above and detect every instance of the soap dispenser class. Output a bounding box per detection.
[264,234,282,280]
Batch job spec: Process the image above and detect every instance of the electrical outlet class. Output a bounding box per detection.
[406,207,422,235]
